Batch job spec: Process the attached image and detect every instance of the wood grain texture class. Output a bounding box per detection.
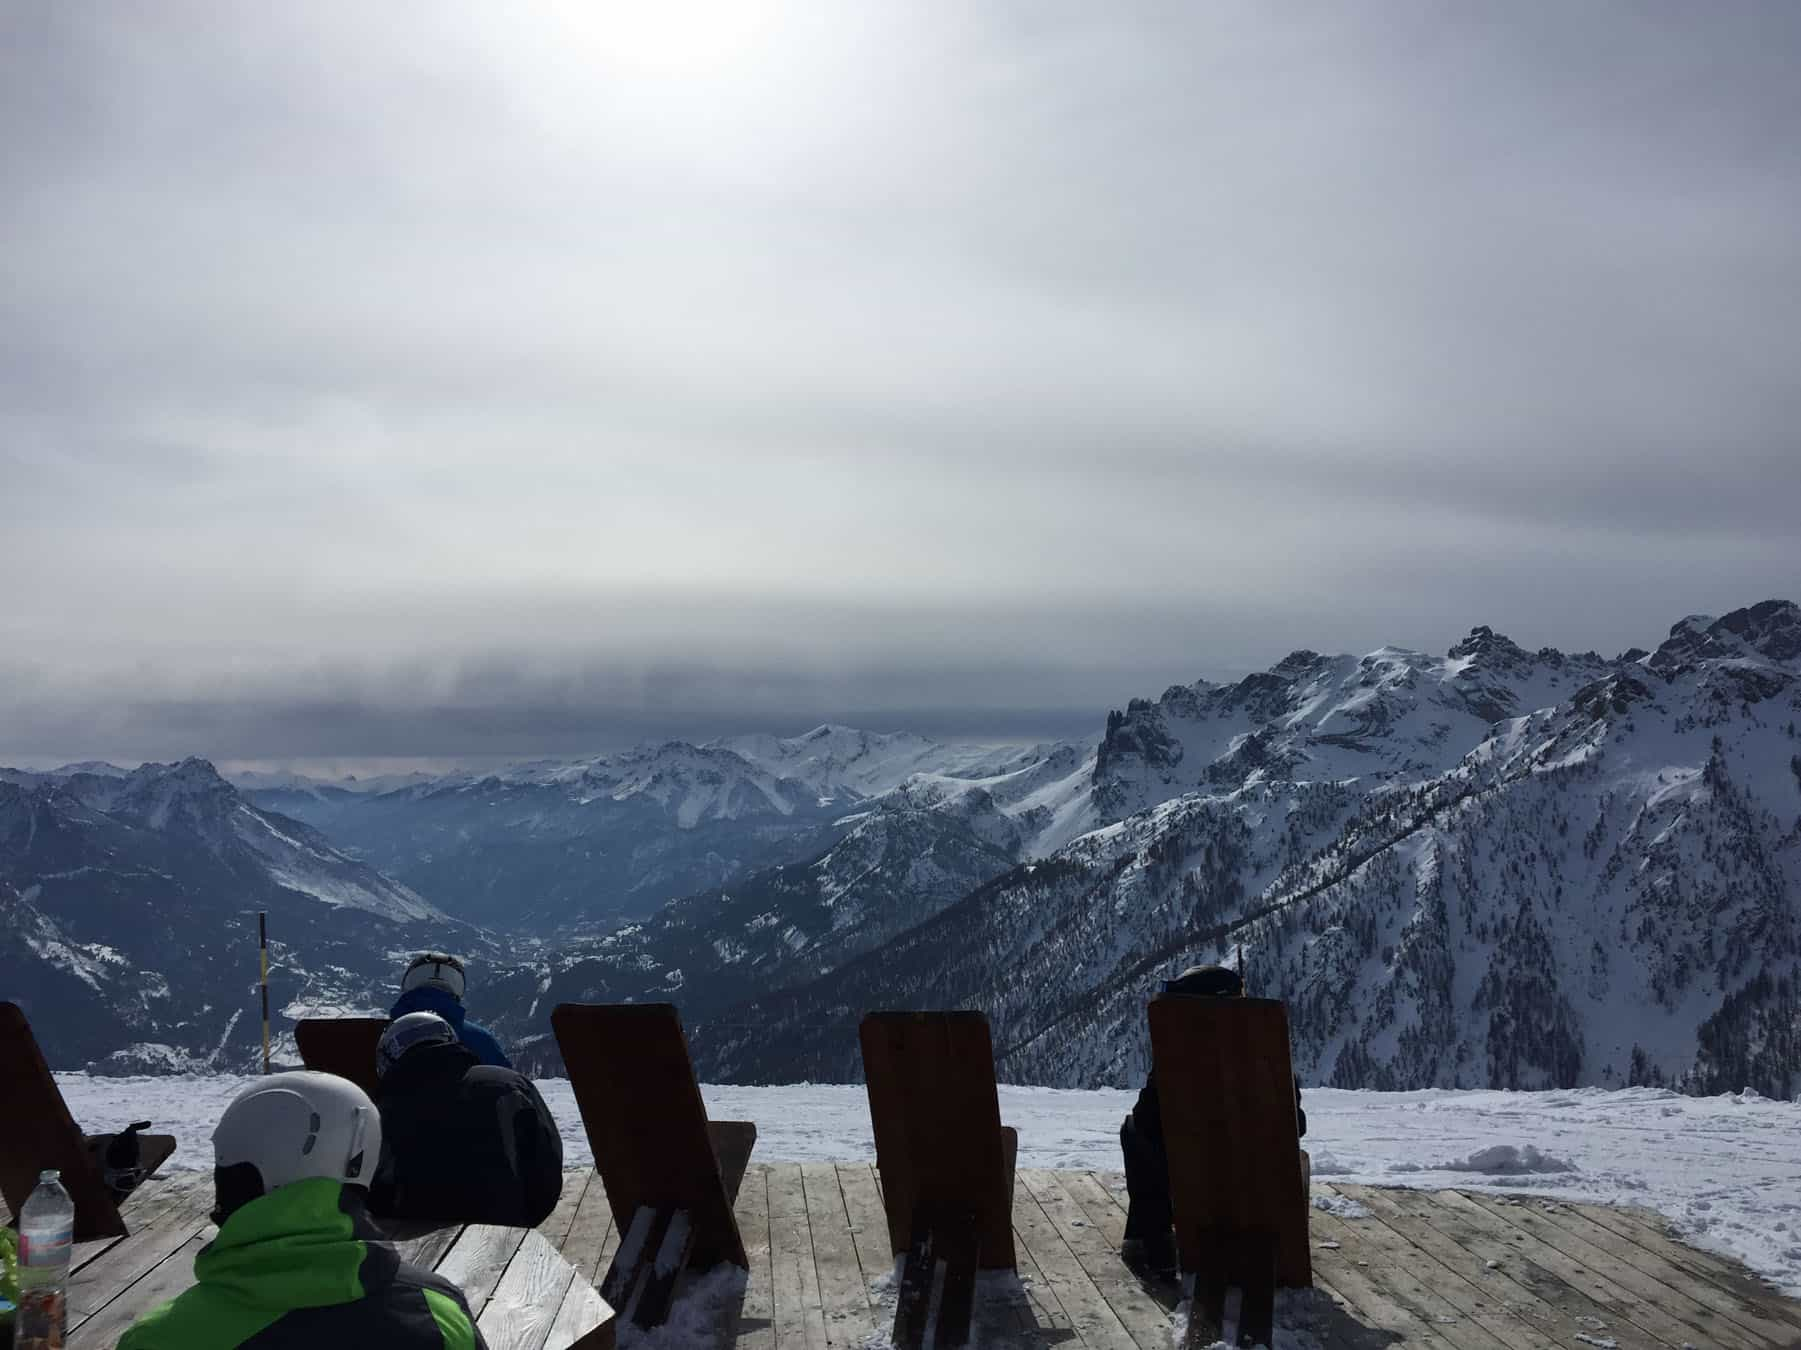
[294,1015,389,1098]
[537,1167,594,1250]
[544,1276,617,1350]
[731,1164,776,1350]
[1147,995,1310,1287]
[66,1230,210,1350]
[551,1002,746,1270]
[65,1181,215,1328]
[559,1167,619,1284]
[858,1011,1015,1270]
[1487,1192,1799,1348]
[799,1162,880,1348]
[0,1001,127,1241]
[1019,1168,1176,1349]
[1456,1190,1758,1350]
[1309,1207,1514,1350]
[1008,1168,1138,1350]
[1417,1189,1694,1349]
[767,1163,830,1350]
[436,1222,531,1320]
[1330,1184,1621,1350]
[70,1172,209,1276]
[479,1229,584,1350]
[1568,1200,1801,1335]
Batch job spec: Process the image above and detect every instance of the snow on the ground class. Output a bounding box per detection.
[57,1076,1801,1297]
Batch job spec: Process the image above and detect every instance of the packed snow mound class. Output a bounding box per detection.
[1311,1191,1370,1218]
[1438,1144,1576,1175]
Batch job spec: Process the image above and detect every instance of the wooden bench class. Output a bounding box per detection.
[551,1002,757,1334]
[295,1015,390,1098]
[1148,994,1310,1350]
[0,1001,176,1242]
[860,1010,1018,1350]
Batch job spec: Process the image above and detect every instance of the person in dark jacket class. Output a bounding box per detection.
[389,952,512,1069]
[1119,964,1307,1279]
[370,1012,563,1227]
[121,1071,487,1349]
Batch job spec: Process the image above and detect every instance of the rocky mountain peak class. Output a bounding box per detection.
[1648,599,1801,676]
[1447,624,1531,666]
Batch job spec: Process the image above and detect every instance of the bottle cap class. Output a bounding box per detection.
[38,1168,60,1183]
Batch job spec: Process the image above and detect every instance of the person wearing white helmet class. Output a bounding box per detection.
[389,952,512,1069]
[369,1012,562,1227]
[119,1071,488,1349]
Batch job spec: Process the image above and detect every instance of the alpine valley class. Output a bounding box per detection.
[5,601,1799,1098]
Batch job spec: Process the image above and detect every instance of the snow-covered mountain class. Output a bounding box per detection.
[0,758,468,1069]
[692,601,1801,1099]
[245,729,1082,931]
[485,800,1020,1075]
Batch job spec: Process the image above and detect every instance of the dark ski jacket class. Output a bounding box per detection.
[389,987,512,1069]
[118,1178,487,1350]
[370,1039,563,1228]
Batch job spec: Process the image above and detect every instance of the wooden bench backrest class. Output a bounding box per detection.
[1148,994,1310,1286]
[859,1010,1015,1270]
[295,1016,390,1099]
[0,1002,126,1240]
[550,1003,746,1270]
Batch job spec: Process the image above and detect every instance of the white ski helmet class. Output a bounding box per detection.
[212,1071,380,1200]
[377,1011,459,1079]
[401,951,467,1001]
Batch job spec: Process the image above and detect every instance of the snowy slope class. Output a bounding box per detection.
[483,801,1019,1074]
[698,601,1801,1099]
[0,758,461,1068]
[57,1074,1801,1297]
[5,759,438,923]
[244,729,1085,930]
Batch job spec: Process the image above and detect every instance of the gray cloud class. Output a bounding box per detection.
[3,1,1798,763]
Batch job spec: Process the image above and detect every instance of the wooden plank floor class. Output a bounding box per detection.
[61,1166,1801,1349]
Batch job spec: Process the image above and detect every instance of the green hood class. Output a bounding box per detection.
[195,1177,374,1310]
[119,1179,393,1349]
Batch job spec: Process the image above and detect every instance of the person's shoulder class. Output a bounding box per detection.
[458,1020,512,1064]
[463,1063,539,1100]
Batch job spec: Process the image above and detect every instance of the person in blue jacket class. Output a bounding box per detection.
[388,952,512,1069]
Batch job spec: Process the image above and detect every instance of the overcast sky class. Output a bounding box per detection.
[4,2,1798,766]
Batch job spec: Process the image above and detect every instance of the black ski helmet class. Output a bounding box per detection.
[1164,963,1244,998]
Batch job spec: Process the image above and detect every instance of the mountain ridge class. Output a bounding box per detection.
[690,600,1801,1098]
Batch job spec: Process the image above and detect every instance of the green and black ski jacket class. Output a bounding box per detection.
[119,1177,487,1350]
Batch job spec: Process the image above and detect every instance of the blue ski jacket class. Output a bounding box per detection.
[389,986,513,1069]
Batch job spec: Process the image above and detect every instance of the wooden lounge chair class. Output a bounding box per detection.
[0,1002,176,1241]
[295,1015,390,1098]
[859,1010,1018,1350]
[551,1003,757,1333]
[1147,994,1311,1350]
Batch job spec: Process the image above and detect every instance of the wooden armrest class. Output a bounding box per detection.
[706,1120,758,1209]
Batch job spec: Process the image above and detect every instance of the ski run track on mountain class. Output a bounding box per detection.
[60,1074,1801,1300]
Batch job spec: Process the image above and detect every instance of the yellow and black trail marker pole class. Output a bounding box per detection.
[259,911,271,1074]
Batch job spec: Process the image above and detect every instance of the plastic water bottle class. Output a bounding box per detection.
[18,1168,74,1349]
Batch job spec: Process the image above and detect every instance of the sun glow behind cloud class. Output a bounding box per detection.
[3,1,1798,760]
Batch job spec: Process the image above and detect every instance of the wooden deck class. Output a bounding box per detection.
[63,1166,1801,1349]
